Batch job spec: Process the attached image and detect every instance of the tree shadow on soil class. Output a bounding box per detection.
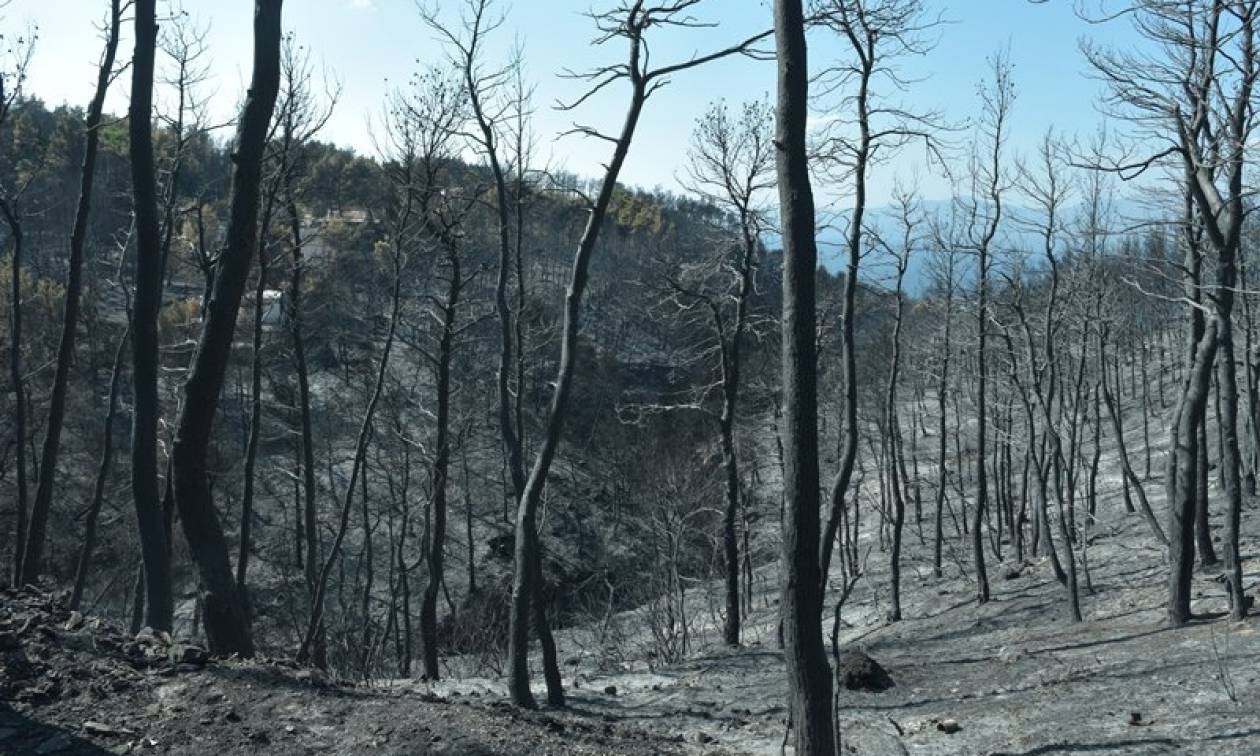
[0,703,113,755]
[988,735,1179,754]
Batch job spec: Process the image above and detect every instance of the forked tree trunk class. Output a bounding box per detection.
[1099,341,1166,543]
[886,238,910,621]
[505,60,649,714]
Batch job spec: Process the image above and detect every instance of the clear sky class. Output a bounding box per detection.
[6,0,1138,204]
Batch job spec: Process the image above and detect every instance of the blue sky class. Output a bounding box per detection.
[7,0,1138,204]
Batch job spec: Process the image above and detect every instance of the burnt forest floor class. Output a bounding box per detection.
[6,444,1260,754]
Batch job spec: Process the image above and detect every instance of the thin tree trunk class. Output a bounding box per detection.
[1196,416,1217,566]
[24,1,122,584]
[1,198,27,587]
[298,221,402,666]
[70,326,129,610]
[507,55,650,713]
[236,226,271,595]
[126,0,173,632]
[421,253,461,680]
[285,196,324,667]
[933,258,955,579]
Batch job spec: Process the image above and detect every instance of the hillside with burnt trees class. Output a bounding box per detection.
[4,1,1260,754]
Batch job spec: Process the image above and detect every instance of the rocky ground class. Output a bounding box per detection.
[0,587,687,755]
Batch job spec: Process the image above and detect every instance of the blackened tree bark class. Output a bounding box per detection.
[0,196,26,586]
[962,50,1013,605]
[422,0,566,702]
[22,0,122,584]
[285,195,325,667]
[505,1,768,708]
[127,0,174,632]
[775,0,835,751]
[816,0,945,584]
[1201,4,1255,619]
[171,0,284,655]
[506,70,643,710]
[1168,319,1218,624]
[1083,0,1257,626]
[421,239,469,680]
[883,190,919,621]
[929,231,958,580]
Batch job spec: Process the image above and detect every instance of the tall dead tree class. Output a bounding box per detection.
[814,0,946,583]
[927,215,960,579]
[0,10,35,585]
[20,0,122,585]
[505,0,769,708]
[417,198,478,682]
[1084,0,1256,623]
[170,0,284,654]
[880,187,921,622]
[421,0,564,700]
[676,99,773,646]
[774,0,834,751]
[127,0,174,632]
[958,49,1013,605]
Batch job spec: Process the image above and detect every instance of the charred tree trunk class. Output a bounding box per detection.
[236,224,272,596]
[285,196,325,667]
[717,225,756,646]
[506,40,653,712]
[23,0,122,584]
[1100,331,1166,543]
[775,0,835,751]
[170,0,284,655]
[421,252,461,680]
[933,254,956,579]
[1167,319,1218,626]
[126,0,173,632]
[1,198,27,587]
[70,326,128,610]
[1195,416,1218,567]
